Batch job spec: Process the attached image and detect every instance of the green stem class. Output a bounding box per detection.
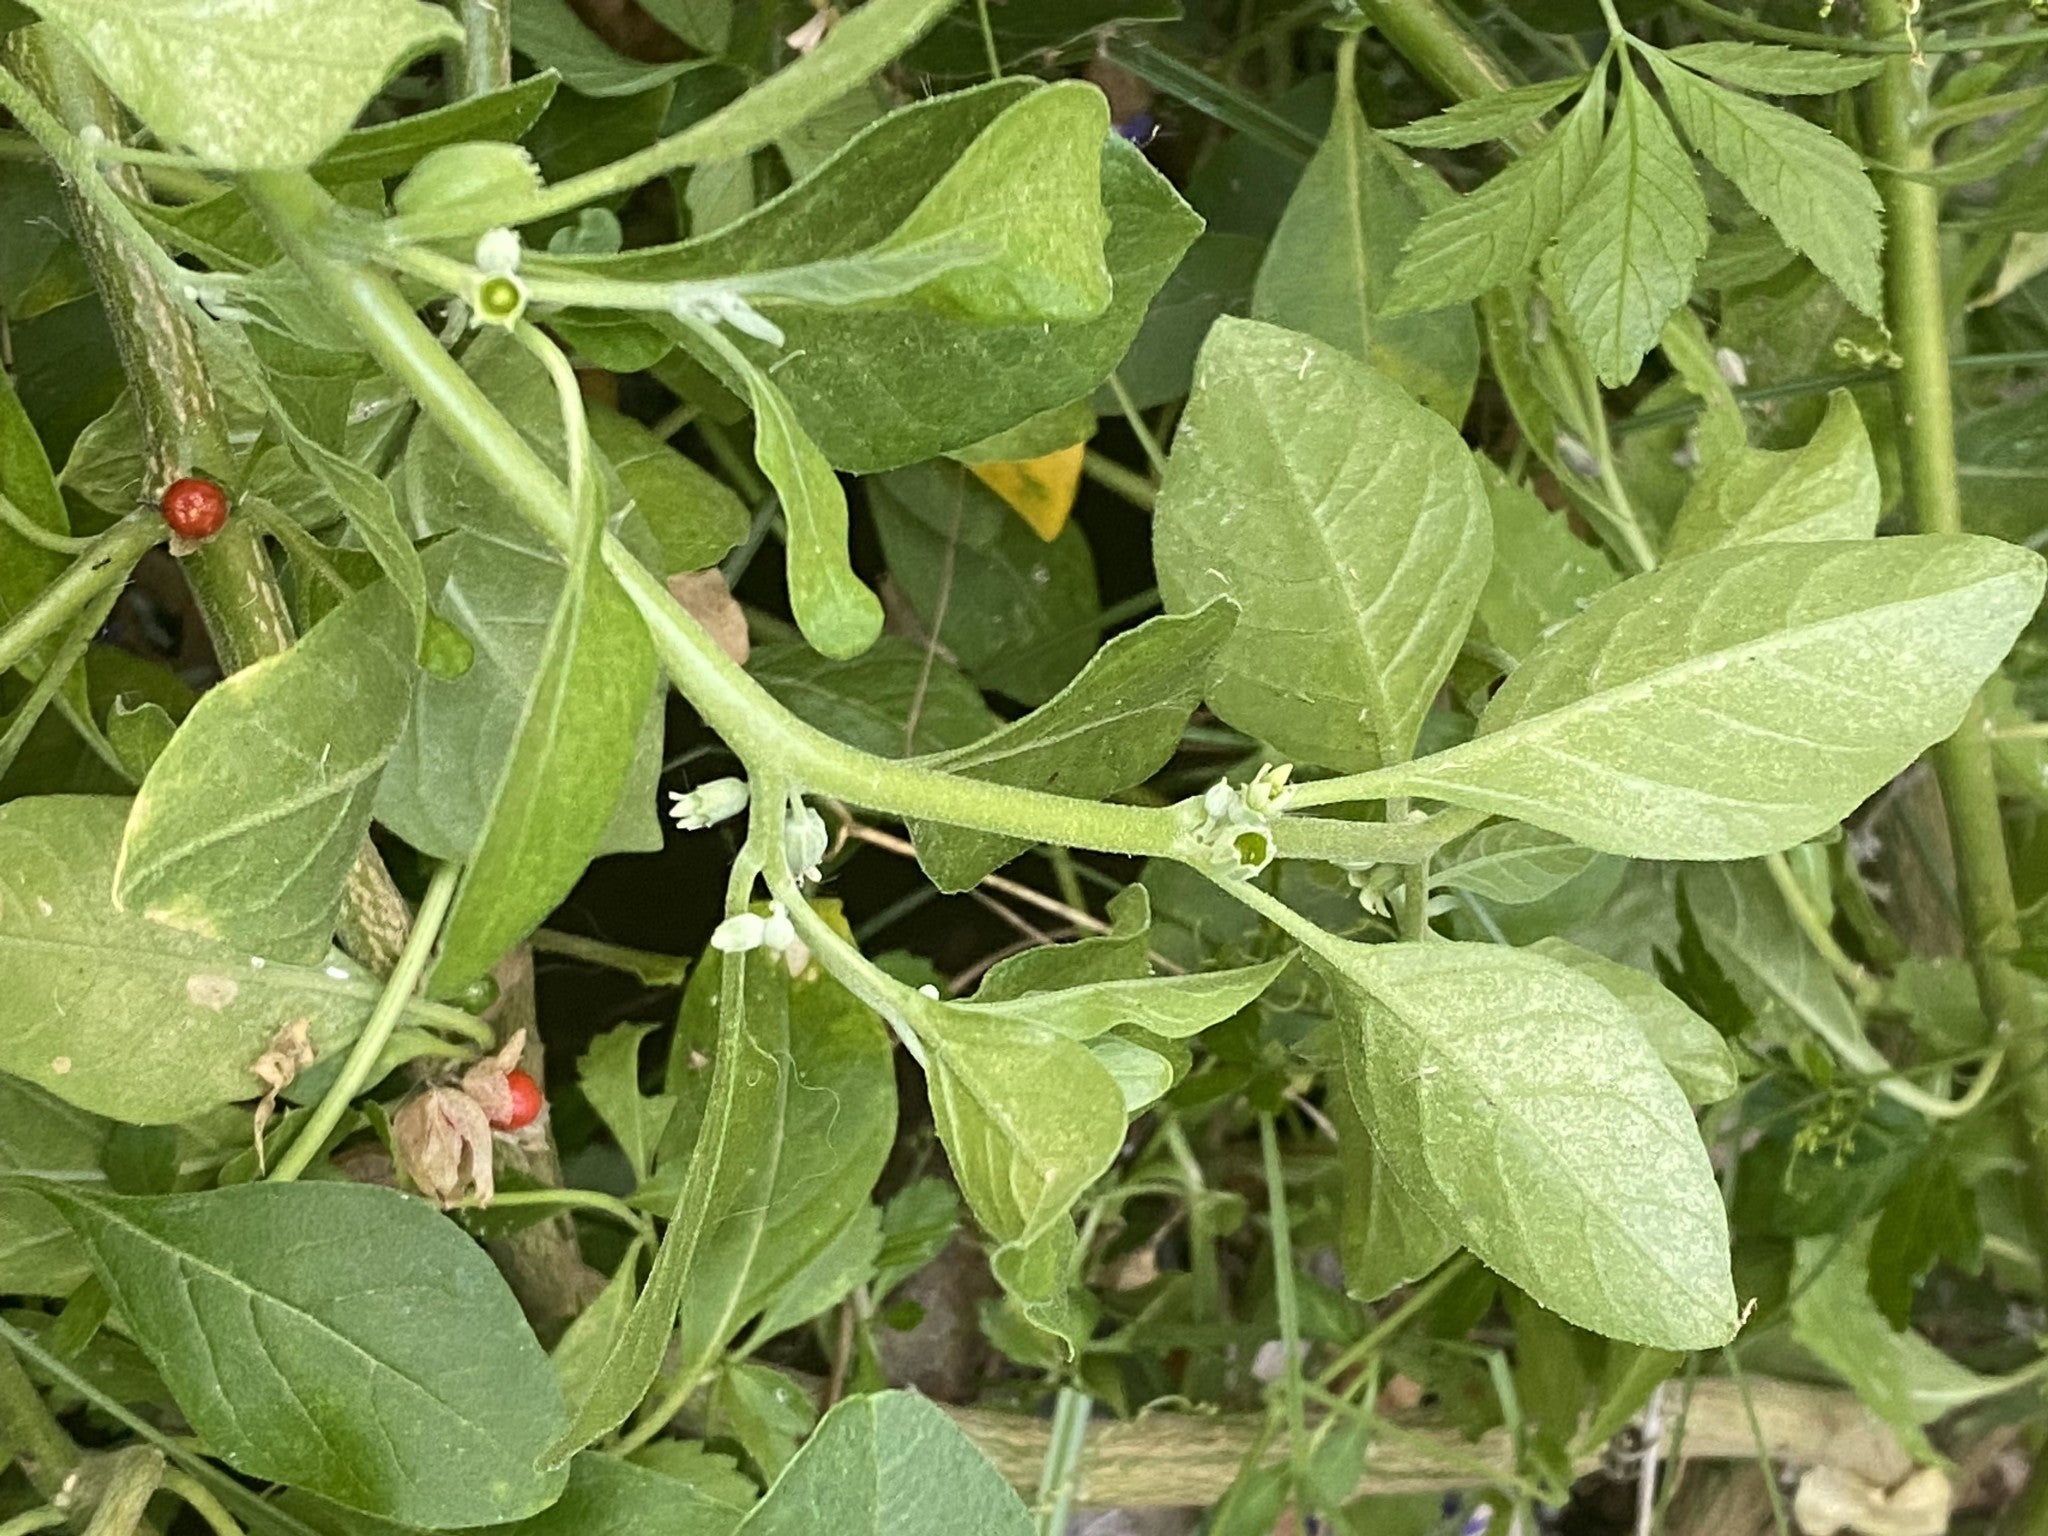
[0,514,164,679]
[975,0,1003,79]
[1107,372,1167,478]
[0,584,125,784]
[269,862,459,1183]
[7,32,413,972]
[0,1510,67,1536]
[1865,0,2048,1295]
[1679,0,2048,52]
[0,489,94,555]
[1258,1114,1309,1486]
[1080,449,1157,511]
[160,1473,244,1536]
[0,1335,78,1501]
[460,1187,653,1240]
[1763,852,1880,1008]
[531,928,690,985]
[457,0,512,99]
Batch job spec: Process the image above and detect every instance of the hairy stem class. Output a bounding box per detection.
[5,30,414,972]
[243,171,1461,871]
[457,0,512,99]
[1867,6,2048,1527]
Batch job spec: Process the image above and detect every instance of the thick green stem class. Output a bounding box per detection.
[0,1336,79,1502]
[457,0,512,98]
[7,31,414,971]
[1865,0,2048,1353]
[244,171,1459,871]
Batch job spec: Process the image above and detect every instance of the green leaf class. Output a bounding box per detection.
[1471,464,1617,666]
[0,369,72,685]
[646,0,958,170]
[711,342,881,660]
[1666,389,1878,558]
[1252,79,1478,421]
[1549,67,1708,387]
[1088,1035,1175,1112]
[0,1072,106,1296]
[550,1243,643,1414]
[869,459,1098,706]
[1789,1226,2004,1459]
[21,0,461,169]
[1433,823,1609,907]
[914,999,1126,1249]
[955,955,1288,1041]
[547,951,788,1460]
[1385,67,1606,315]
[28,1180,568,1527]
[872,80,1111,325]
[566,82,1199,469]
[1867,1149,1981,1330]
[1155,316,1491,771]
[579,1026,675,1182]
[0,797,426,1122]
[976,886,1152,999]
[652,940,895,1367]
[1333,1091,1455,1303]
[480,1452,746,1536]
[1662,41,1884,95]
[587,405,748,576]
[736,1391,1031,1536]
[712,1362,814,1482]
[1327,938,1737,1347]
[749,636,999,759]
[906,603,1230,890]
[116,581,416,965]
[638,0,729,53]
[1526,938,1739,1103]
[1642,47,1883,319]
[512,0,702,96]
[427,536,657,998]
[1382,75,1586,149]
[1342,537,2046,859]
[1679,862,1879,1071]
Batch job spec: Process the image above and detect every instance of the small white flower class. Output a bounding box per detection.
[474,227,522,276]
[1714,346,1749,388]
[710,912,765,953]
[668,777,750,831]
[760,901,796,954]
[783,800,829,883]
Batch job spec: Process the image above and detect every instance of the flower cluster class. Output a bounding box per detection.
[1182,763,1293,880]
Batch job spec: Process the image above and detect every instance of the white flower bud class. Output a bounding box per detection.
[710,912,765,953]
[668,777,750,831]
[474,227,522,276]
[784,800,829,883]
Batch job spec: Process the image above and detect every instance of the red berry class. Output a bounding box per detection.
[161,476,230,541]
[491,1068,544,1131]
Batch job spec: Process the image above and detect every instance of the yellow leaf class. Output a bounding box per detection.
[968,443,1085,542]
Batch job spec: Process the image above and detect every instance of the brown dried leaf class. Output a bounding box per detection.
[392,1086,497,1207]
[248,1019,316,1173]
[667,568,750,665]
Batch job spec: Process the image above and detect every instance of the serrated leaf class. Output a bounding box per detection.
[907,603,1232,889]
[1643,47,1883,319]
[1550,68,1708,386]
[0,797,439,1123]
[117,580,416,965]
[21,0,460,169]
[1155,317,1490,771]
[1327,939,1737,1347]
[1668,388,1878,558]
[1471,465,1617,665]
[1527,938,1739,1103]
[1385,67,1606,316]
[1334,537,2045,859]
[1253,77,1478,421]
[27,1180,568,1526]
[1663,41,1884,95]
[1384,75,1587,150]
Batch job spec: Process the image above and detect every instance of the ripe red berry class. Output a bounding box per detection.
[161,476,230,541]
[491,1068,544,1131]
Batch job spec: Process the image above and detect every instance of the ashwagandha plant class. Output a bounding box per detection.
[3,0,2048,1530]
